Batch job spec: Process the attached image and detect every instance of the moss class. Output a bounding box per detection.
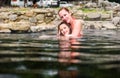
[81,8,109,14]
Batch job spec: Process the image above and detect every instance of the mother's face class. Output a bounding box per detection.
[59,9,71,23]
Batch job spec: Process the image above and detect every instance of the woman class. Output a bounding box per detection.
[58,7,83,37]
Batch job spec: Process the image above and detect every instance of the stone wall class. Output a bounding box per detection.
[0,5,120,33]
[0,8,58,33]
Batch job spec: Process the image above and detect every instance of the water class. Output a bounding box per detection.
[0,29,120,78]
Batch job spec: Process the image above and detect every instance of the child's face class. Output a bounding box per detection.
[59,24,70,36]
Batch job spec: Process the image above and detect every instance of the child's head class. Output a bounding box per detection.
[58,22,72,36]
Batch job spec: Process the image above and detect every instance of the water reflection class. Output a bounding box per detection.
[57,36,81,78]
[58,70,79,78]
[58,36,81,63]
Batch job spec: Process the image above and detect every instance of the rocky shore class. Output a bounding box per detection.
[0,2,120,33]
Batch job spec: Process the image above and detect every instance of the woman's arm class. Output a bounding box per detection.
[70,20,83,37]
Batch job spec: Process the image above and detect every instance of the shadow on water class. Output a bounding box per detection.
[0,30,120,78]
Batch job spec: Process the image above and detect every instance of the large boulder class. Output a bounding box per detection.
[0,23,12,29]
[112,17,120,26]
[9,14,18,21]
[10,22,30,31]
[86,13,101,20]
[101,13,111,20]
[102,22,117,29]
[0,29,11,33]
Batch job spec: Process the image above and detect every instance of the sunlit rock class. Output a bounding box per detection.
[102,22,117,29]
[0,29,11,33]
[10,22,30,31]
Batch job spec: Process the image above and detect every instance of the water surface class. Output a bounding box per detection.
[0,30,120,78]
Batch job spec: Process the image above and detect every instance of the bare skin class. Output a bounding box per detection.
[58,22,71,36]
[58,36,81,64]
[58,7,83,37]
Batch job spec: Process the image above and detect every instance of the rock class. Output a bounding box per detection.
[102,22,117,29]
[0,19,5,23]
[29,17,37,23]
[86,13,101,20]
[0,12,9,19]
[0,29,11,33]
[10,22,30,31]
[30,26,41,32]
[73,10,84,19]
[84,2,97,8]
[19,15,29,20]
[113,4,120,11]
[117,12,120,17]
[84,21,101,29]
[30,23,55,32]
[101,13,111,20]
[105,6,113,11]
[45,12,54,17]
[0,23,12,29]
[112,17,120,26]
[32,9,49,14]
[9,14,18,21]
[36,14,44,22]
[25,11,34,17]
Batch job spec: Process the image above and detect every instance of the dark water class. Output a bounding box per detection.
[0,30,120,78]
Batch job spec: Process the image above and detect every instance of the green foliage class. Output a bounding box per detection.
[81,8,97,13]
[81,8,109,14]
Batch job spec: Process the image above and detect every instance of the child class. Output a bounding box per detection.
[58,22,72,36]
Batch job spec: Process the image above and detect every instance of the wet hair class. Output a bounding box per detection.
[58,7,70,14]
[58,22,72,36]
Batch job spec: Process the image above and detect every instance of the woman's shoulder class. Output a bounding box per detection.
[74,19,84,26]
[77,19,84,24]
